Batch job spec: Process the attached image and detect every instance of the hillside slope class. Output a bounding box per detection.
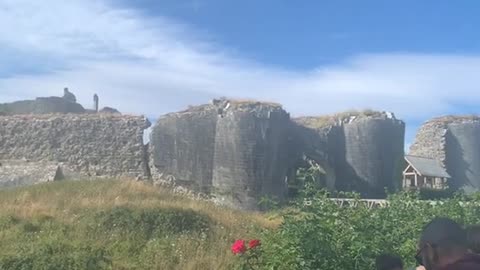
[0,180,277,270]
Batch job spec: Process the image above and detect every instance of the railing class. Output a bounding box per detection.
[301,198,480,209]
[329,198,389,209]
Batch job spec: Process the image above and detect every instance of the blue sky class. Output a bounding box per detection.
[118,0,480,68]
[1,0,480,146]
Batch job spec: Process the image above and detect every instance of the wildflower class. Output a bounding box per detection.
[249,239,261,249]
[231,239,247,254]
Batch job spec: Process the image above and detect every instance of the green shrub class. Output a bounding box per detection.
[419,188,456,200]
[255,190,480,270]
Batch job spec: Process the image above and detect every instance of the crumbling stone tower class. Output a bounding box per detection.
[149,99,293,210]
[295,111,405,197]
[410,116,480,193]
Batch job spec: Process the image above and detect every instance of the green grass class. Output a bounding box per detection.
[295,109,384,129]
[0,180,278,270]
[428,114,480,124]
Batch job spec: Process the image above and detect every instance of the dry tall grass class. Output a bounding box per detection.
[0,180,279,270]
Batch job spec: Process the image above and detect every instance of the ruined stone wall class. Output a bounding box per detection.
[149,105,217,193]
[295,111,405,197]
[212,104,292,210]
[0,160,63,188]
[0,97,85,115]
[0,114,150,180]
[446,121,480,191]
[341,118,405,196]
[288,122,336,190]
[409,121,448,164]
[410,116,480,192]
[150,101,293,210]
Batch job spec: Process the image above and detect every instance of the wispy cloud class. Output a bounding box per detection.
[1,0,480,129]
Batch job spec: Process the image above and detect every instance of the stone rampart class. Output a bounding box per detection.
[149,105,218,193]
[410,116,480,192]
[0,97,85,115]
[409,120,448,163]
[0,114,151,180]
[295,111,405,197]
[150,100,293,210]
[212,102,292,210]
[0,160,63,188]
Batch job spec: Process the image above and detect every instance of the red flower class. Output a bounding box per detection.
[249,239,261,249]
[231,240,247,254]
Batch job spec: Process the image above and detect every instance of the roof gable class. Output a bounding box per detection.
[404,155,451,178]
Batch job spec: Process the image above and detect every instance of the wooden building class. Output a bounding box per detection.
[403,155,450,190]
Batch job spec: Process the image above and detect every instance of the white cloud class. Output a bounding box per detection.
[1,0,480,128]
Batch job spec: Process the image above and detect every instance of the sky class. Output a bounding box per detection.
[1,0,480,146]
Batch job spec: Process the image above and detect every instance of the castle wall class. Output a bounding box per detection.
[0,97,85,115]
[0,160,62,188]
[409,121,448,164]
[288,122,336,190]
[149,106,217,193]
[0,114,150,180]
[340,118,405,196]
[0,96,414,208]
[410,117,480,193]
[295,112,405,197]
[445,122,480,191]
[149,102,293,210]
[212,105,291,210]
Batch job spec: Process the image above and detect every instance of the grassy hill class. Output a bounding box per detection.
[0,180,278,270]
[3,180,480,270]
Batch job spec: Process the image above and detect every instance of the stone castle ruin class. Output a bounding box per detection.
[0,88,119,116]
[409,116,480,193]
[0,89,149,188]
[293,111,405,198]
[0,91,478,210]
[149,100,293,209]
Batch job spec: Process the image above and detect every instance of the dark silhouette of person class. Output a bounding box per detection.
[376,253,404,270]
[466,225,480,254]
[416,217,480,270]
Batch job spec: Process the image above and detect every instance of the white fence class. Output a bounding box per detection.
[301,198,480,209]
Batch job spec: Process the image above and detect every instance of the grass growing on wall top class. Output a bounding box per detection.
[294,109,384,129]
[0,180,278,270]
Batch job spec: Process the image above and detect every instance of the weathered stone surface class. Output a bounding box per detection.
[150,100,293,210]
[0,160,64,188]
[295,111,405,197]
[409,120,448,163]
[0,97,85,115]
[0,114,151,179]
[99,107,121,114]
[341,117,405,196]
[212,102,291,210]
[410,116,480,192]
[150,105,217,193]
[289,121,339,191]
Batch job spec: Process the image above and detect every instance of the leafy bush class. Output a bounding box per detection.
[419,188,456,200]
[255,190,480,270]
